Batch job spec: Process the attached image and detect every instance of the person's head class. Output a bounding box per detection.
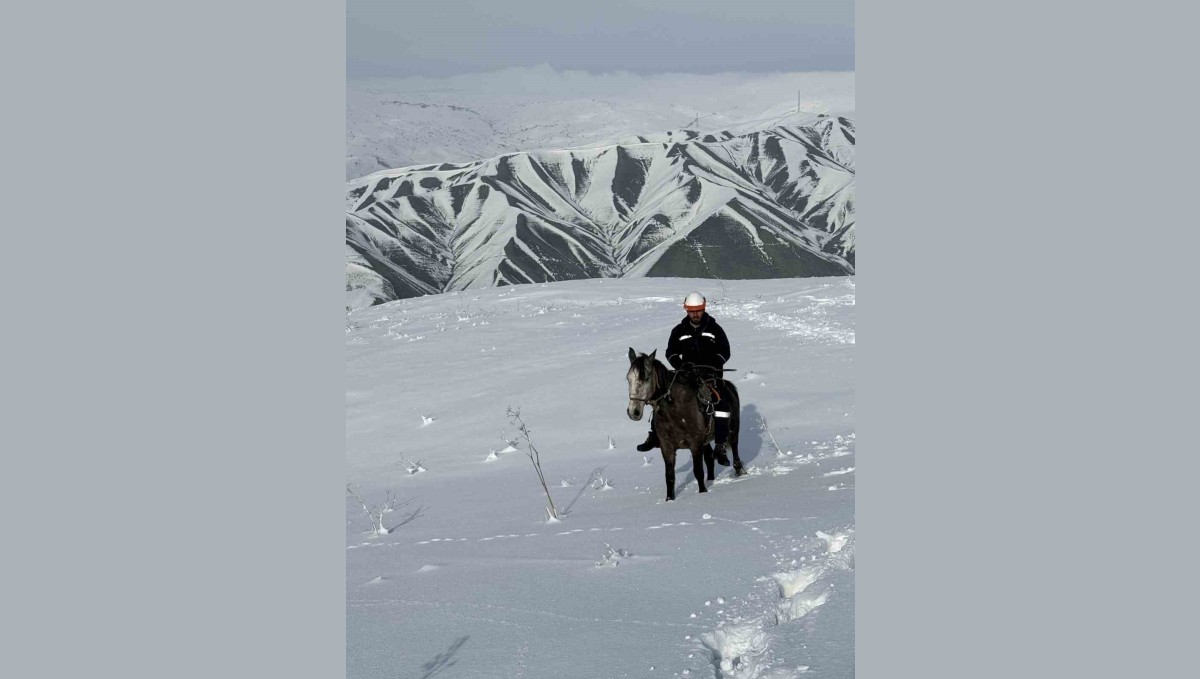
[683,291,706,323]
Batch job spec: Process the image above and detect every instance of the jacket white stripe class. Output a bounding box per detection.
[677,334,692,340]
[701,332,715,339]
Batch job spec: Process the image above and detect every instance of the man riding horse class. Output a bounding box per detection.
[636,291,734,465]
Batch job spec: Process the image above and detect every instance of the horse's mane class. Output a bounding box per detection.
[643,355,709,396]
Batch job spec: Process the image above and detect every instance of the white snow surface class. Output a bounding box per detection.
[346,276,854,678]
[348,69,855,179]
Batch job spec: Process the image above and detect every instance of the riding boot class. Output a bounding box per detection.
[636,417,659,452]
[713,412,731,466]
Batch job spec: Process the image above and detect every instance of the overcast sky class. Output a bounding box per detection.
[348,0,854,79]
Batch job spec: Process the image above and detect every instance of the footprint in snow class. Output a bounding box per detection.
[815,529,852,554]
[699,621,770,678]
[775,586,831,625]
[773,565,824,599]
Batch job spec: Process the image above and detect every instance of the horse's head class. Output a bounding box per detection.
[627,347,659,421]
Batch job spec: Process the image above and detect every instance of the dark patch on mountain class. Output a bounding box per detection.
[346,121,855,305]
[612,146,649,219]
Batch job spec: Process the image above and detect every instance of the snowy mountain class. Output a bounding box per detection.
[346,69,856,180]
[346,276,855,678]
[346,117,856,306]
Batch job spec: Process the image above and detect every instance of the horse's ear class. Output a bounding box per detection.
[649,349,657,361]
[628,347,637,363]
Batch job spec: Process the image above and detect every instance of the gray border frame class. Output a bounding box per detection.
[4,2,344,677]
[6,2,1194,677]
[859,1,1195,676]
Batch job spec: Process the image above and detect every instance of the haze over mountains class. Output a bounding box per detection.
[347,69,854,180]
[345,70,855,306]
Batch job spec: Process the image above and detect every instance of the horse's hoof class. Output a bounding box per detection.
[706,474,715,482]
[735,467,747,477]
[699,487,707,493]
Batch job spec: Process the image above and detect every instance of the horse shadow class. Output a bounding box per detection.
[738,402,765,469]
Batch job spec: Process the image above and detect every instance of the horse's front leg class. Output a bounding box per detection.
[661,446,677,501]
[703,443,716,481]
[691,446,708,493]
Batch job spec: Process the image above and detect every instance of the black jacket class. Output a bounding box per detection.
[666,312,731,373]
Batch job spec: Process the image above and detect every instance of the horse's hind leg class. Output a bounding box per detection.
[661,448,677,501]
[691,447,708,493]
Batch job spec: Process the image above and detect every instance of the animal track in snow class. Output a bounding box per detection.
[415,537,471,545]
[689,526,854,678]
[772,565,825,600]
[772,568,831,624]
[699,621,770,678]
[645,521,696,530]
[815,529,852,554]
[594,543,633,567]
[775,589,830,625]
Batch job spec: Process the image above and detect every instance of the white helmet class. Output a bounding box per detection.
[683,291,706,311]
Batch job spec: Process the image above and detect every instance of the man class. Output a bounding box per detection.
[636,291,733,464]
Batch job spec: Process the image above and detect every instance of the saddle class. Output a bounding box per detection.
[694,378,724,417]
[697,382,721,407]
[675,364,727,418]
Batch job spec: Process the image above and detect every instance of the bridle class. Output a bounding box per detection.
[628,358,676,406]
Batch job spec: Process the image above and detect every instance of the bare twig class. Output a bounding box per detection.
[346,483,401,535]
[506,407,559,519]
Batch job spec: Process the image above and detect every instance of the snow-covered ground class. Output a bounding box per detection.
[346,276,854,678]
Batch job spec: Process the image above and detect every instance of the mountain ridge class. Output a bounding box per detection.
[346,116,856,306]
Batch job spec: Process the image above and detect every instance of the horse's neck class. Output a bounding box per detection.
[654,362,672,390]
[654,362,695,405]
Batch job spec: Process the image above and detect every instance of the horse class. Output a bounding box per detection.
[626,348,745,501]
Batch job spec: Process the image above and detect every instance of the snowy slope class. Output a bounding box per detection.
[346,276,854,678]
[347,69,855,180]
[346,118,855,306]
